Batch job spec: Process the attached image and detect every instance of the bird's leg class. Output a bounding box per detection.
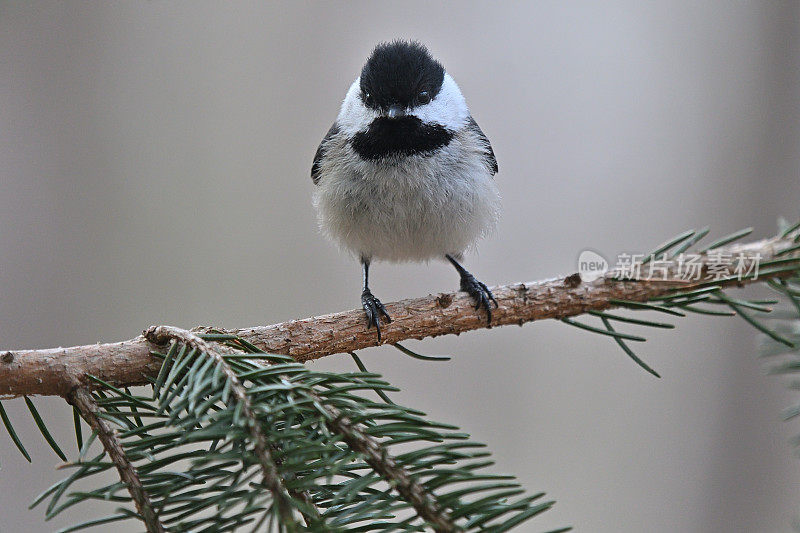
[361,258,391,341]
[445,254,498,325]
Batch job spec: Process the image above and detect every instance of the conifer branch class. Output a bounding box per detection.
[68,387,164,533]
[143,326,301,530]
[3,222,797,533]
[29,328,559,532]
[321,400,459,532]
[1,228,798,398]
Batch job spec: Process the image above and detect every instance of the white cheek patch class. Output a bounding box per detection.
[337,78,379,137]
[336,73,470,136]
[411,74,469,131]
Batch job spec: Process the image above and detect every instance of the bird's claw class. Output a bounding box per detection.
[460,274,498,325]
[362,289,391,341]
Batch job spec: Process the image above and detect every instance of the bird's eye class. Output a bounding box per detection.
[416,91,431,105]
[363,92,374,106]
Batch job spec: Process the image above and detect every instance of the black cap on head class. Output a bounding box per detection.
[359,41,445,111]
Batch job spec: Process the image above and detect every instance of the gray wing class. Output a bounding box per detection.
[311,123,340,185]
[467,116,498,176]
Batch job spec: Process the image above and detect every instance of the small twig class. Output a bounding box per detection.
[1,231,798,398]
[321,400,459,532]
[143,326,304,530]
[68,387,164,533]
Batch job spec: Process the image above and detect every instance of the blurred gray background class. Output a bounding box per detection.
[1,1,799,531]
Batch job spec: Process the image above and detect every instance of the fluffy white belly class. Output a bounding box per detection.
[313,140,500,262]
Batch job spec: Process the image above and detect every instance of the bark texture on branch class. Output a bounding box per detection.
[1,233,797,398]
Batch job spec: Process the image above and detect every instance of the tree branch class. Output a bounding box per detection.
[143,326,303,530]
[68,387,164,533]
[321,400,459,532]
[2,231,798,398]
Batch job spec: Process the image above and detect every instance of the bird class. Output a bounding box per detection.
[311,40,500,341]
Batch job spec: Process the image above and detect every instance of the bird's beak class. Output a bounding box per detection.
[386,105,406,119]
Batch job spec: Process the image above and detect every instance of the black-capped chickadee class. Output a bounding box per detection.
[312,41,500,340]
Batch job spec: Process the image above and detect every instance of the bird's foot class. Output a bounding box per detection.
[459,274,498,325]
[361,289,391,341]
